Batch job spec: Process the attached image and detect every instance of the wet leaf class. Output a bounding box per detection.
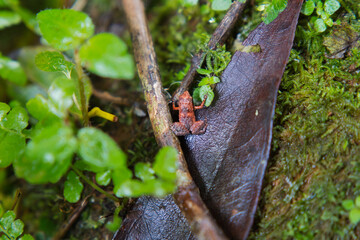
[64,171,84,203]
[134,162,155,181]
[153,146,177,181]
[349,208,360,225]
[13,122,77,184]
[0,129,25,168]
[79,33,135,79]
[211,0,232,11]
[324,0,340,15]
[37,9,94,51]
[35,51,74,78]
[303,0,315,15]
[96,170,112,186]
[0,54,26,85]
[0,10,21,29]
[314,18,326,32]
[77,127,127,171]
[182,0,303,239]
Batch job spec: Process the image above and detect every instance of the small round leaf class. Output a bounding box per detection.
[324,0,340,15]
[314,18,326,32]
[79,33,135,79]
[35,51,74,78]
[153,146,177,181]
[0,10,21,29]
[211,0,232,11]
[64,171,84,203]
[303,0,315,15]
[37,9,94,51]
[0,55,26,85]
[349,208,360,225]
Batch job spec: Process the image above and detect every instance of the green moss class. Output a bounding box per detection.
[149,1,225,89]
[249,13,360,239]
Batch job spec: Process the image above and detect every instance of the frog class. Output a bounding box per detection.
[171,91,207,136]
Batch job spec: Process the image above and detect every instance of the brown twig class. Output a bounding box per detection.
[172,0,247,101]
[121,0,227,239]
[53,195,90,240]
[92,89,132,106]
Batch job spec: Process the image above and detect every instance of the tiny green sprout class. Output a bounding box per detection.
[342,196,360,225]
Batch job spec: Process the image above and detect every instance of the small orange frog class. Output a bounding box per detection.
[171,91,207,136]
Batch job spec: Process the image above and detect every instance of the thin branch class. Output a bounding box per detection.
[53,194,90,240]
[121,0,227,239]
[172,0,247,101]
[92,89,132,106]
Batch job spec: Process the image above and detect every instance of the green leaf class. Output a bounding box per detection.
[19,234,34,240]
[134,162,155,181]
[303,0,315,15]
[199,85,215,107]
[48,76,75,116]
[18,47,63,88]
[349,208,360,224]
[112,169,133,197]
[0,211,16,230]
[0,102,10,121]
[105,214,122,232]
[314,18,326,32]
[79,33,135,79]
[182,0,198,7]
[35,51,74,79]
[324,17,333,27]
[13,123,77,184]
[316,1,324,16]
[0,54,26,85]
[0,10,21,29]
[153,146,177,181]
[9,219,24,238]
[211,0,232,11]
[356,196,360,208]
[96,170,111,186]
[263,0,287,24]
[77,127,127,171]
[0,105,28,132]
[196,68,213,75]
[37,9,94,51]
[198,76,220,86]
[0,129,26,168]
[26,94,58,122]
[324,0,340,15]
[342,199,354,210]
[64,171,84,203]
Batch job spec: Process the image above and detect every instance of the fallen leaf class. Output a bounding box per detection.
[183,0,303,239]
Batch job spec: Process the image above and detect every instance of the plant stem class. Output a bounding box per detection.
[74,49,89,126]
[71,165,120,203]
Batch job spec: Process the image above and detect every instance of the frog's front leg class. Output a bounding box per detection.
[171,122,190,136]
[190,120,207,135]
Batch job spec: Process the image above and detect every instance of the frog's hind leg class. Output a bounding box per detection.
[190,120,207,135]
[171,122,190,136]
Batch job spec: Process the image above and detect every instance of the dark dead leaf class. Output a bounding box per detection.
[112,195,194,240]
[183,0,303,239]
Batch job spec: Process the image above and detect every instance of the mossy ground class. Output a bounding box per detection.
[249,4,360,239]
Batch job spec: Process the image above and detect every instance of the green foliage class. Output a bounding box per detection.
[37,9,94,51]
[342,196,360,225]
[79,33,135,79]
[0,103,27,168]
[35,51,74,79]
[211,0,232,11]
[302,0,341,32]
[77,127,127,171]
[114,146,178,198]
[0,54,26,85]
[0,10,20,29]
[14,122,77,184]
[64,171,84,203]
[0,210,34,240]
[262,0,288,24]
[193,44,231,106]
